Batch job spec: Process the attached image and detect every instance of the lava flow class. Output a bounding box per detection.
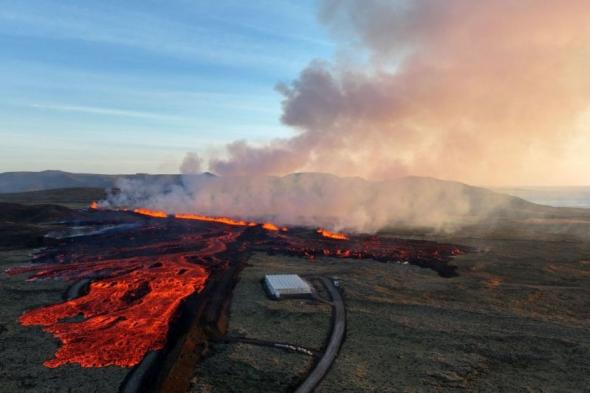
[133,207,168,218]
[317,228,349,240]
[262,222,283,231]
[8,206,470,372]
[15,256,208,368]
[7,217,245,369]
[174,212,257,227]
[114,205,271,229]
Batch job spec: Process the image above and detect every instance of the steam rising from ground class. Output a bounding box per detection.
[208,0,590,187]
[109,1,590,232]
[105,173,517,233]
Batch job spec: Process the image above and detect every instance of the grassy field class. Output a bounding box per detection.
[0,187,103,249]
[189,253,332,393]
[192,234,590,392]
[0,187,105,209]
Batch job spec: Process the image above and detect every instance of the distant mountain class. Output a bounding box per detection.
[2,171,589,238]
[285,174,590,221]
[385,176,590,221]
[105,171,590,233]
[1,171,588,222]
[0,187,107,209]
[0,170,182,193]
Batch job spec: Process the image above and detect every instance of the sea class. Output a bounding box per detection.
[497,187,590,209]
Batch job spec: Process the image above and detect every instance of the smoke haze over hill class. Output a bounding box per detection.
[103,173,577,233]
[4,2,590,233]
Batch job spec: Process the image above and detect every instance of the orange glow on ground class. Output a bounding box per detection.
[133,208,168,218]
[9,210,467,370]
[317,228,349,240]
[262,222,280,231]
[16,257,208,368]
[174,213,257,227]
[93,202,288,231]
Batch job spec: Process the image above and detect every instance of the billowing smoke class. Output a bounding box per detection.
[180,153,202,175]
[106,0,590,232]
[209,0,590,187]
[105,173,524,233]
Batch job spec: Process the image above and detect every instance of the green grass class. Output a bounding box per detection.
[0,187,106,209]
[191,234,590,392]
[190,253,334,393]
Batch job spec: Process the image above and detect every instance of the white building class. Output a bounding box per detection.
[263,274,313,299]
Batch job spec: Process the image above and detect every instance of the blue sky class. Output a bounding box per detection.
[0,0,333,173]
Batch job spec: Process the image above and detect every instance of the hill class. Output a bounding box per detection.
[497,186,590,208]
[2,171,589,235]
[0,188,106,209]
[0,170,181,193]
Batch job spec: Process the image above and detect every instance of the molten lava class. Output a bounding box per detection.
[262,222,280,231]
[317,228,349,240]
[8,219,245,369]
[174,213,256,227]
[133,208,168,218]
[15,257,208,368]
[10,206,470,371]
[97,204,285,232]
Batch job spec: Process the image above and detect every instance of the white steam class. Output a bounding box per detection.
[104,173,517,232]
[105,0,590,232]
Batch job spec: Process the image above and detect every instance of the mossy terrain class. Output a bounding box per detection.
[189,253,332,393]
[0,187,105,209]
[192,233,590,392]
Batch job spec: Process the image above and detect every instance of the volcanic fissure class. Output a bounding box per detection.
[7,206,470,392]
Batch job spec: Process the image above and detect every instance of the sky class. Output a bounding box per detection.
[1,1,589,187]
[0,0,333,173]
[202,0,590,187]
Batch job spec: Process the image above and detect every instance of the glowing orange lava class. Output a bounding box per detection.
[174,213,257,227]
[15,257,208,368]
[9,209,469,370]
[317,228,349,240]
[262,222,280,231]
[133,208,168,218]
[93,202,289,232]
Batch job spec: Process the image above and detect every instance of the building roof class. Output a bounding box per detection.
[264,274,311,293]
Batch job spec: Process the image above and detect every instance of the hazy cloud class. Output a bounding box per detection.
[209,0,590,186]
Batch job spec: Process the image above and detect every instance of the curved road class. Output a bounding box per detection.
[295,277,346,393]
[215,336,318,357]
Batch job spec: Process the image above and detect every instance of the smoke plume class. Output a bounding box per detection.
[209,0,590,187]
[107,0,590,233]
[105,173,532,233]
